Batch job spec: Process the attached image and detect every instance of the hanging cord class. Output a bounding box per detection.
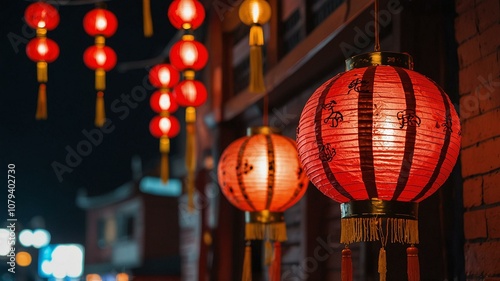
[374,0,380,51]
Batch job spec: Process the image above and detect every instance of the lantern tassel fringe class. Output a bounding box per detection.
[242,242,252,281]
[36,83,47,120]
[378,247,387,281]
[245,222,287,242]
[270,241,281,281]
[407,246,420,281]
[340,217,418,245]
[341,247,353,281]
[142,0,153,37]
[95,91,106,127]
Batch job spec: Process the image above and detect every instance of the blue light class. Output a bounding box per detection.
[38,244,84,279]
[139,176,182,197]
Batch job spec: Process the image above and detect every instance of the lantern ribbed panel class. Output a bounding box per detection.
[297,66,461,203]
[218,134,309,212]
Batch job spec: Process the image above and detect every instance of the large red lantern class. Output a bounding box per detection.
[25,2,60,30]
[169,35,208,72]
[25,1,60,120]
[296,52,461,281]
[150,91,179,114]
[83,8,118,38]
[167,0,205,31]
[218,126,309,281]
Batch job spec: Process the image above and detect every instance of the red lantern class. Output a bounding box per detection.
[168,0,205,30]
[25,2,60,30]
[150,90,179,113]
[83,8,118,37]
[83,45,117,71]
[173,80,207,107]
[169,35,208,72]
[296,52,461,281]
[149,115,181,139]
[218,126,309,281]
[26,38,60,63]
[149,64,180,89]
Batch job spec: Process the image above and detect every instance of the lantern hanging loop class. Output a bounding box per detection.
[374,0,380,51]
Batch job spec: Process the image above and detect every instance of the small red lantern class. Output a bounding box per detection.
[149,115,181,139]
[173,79,207,107]
[167,0,205,30]
[26,37,60,63]
[83,46,117,72]
[25,2,60,30]
[169,35,208,72]
[83,8,118,38]
[150,91,179,114]
[149,64,181,89]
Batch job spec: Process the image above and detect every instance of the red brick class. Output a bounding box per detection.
[455,8,479,44]
[464,210,487,239]
[459,75,500,120]
[457,36,482,68]
[479,23,500,57]
[476,0,500,32]
[464,241,500,276]
[486,206,500,238]
[459,51,500,95]
[463,176,483,208]
[483,171,500,204]
[462,108,500,147]
[462,138,500,178]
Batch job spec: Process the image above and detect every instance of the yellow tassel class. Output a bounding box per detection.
[95,91,106,127]
[249,45,266,93]
[161,153,169,184]
[37,61,48,83]
[142,0,153,37]
[264,240,272,266]
[242,242,252,281]
[36,83,47,120]
[95,69,106,91]
[378,247,387,281]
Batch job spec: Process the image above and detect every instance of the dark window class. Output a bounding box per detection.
[309,0,345,29]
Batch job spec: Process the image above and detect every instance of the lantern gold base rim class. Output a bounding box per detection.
[340,199,418,220]
[245,211,284,223]
[345,51,414,70]
[247,126,281,136]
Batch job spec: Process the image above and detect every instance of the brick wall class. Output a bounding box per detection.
[455,0,500,279]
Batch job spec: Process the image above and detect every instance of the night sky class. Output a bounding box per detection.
[1,0,177,245]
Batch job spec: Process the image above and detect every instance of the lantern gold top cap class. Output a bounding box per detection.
[345,52,414,70]
[340,199,418,220]
[245,211,284,224]
[247,126,281,136]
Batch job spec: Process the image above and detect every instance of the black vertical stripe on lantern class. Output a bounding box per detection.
[314,74,354,201]
[358,66,378,199]
[412,82,453,202]
[265,134,276,210]
[237,137,257,211]
[392,67,418,201]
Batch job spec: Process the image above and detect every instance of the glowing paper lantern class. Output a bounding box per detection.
[24,1,60,120]
[296,52,461,281]
[218,126,309,281]
[239,0,271,93]
[170,35,208,72]
[168,0,205,31]
[83,8,118,37]
[149,64,180,89]
[150,91,178,113]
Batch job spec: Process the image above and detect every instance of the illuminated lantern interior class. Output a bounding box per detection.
[167,0,205,30]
